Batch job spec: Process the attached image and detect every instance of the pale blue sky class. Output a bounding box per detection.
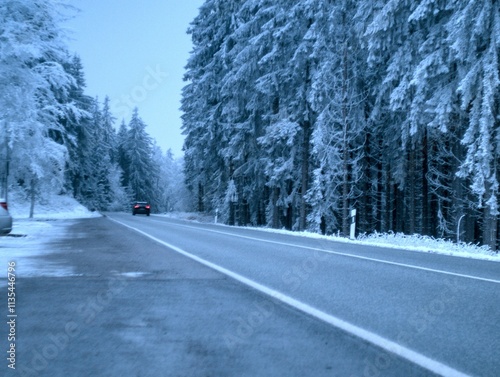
[64,1,204,157]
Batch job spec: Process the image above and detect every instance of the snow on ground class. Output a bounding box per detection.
[259,228,498,261]
[0,194,100,284]
[159,212,499,262]
[0,220,75,284]
[162,211,216,223]
[8,192,102,220]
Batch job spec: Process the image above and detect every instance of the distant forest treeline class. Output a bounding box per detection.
[0,0,190,216]
[181,0,499,250]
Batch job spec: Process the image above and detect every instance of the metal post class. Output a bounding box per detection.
[2,123,9,201]
[457,214,466,244]
[350,209,357,240]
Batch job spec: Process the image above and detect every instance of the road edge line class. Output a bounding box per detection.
[153,220,500,285]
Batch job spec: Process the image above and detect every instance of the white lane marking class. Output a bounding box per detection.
[110,216,471,377]
[147,218,500,285]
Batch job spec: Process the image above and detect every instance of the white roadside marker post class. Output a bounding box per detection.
[350,209,357,240]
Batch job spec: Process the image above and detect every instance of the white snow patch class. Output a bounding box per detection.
[0,220,77,282]
[160,211,215,223]
[117,272,150,278]
[9,192,101,220]
[0,194,101,283]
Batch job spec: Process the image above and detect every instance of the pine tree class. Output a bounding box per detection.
[82,97,126,211]
[251,0,316,230]
[117,120,131,189]
[217,0,279,226]
[307,0,367,235]
[125,108,156,203]
[101,96,117,163]
[60,55,94,200]
[182,0,243,214]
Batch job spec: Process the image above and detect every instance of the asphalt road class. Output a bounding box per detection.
[2,214,500,376]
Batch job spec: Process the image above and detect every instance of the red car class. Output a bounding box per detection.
[132,201,150,216]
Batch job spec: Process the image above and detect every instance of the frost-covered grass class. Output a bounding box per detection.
[252,227,498,261]
[355,231,497,260]
[159,212,499,262]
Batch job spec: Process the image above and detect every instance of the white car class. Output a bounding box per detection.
[0,198,13,235]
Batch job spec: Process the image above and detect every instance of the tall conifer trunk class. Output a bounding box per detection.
[408,147,416,234]
[299,32,313,231]
[198,182,204,212]
[271,187,279,229]
[483,207,498,252]
[299,121,310,231]
[422,131,430,235]
[483,179,498,251]
[341,39,350,236]
[29,178,36,219]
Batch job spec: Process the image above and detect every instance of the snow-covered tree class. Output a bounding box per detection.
[182,0,499,249]
[152,148,192,213]
[60,55,94,201]
[216,0,275,226]
[101,96,117,163]
[182,0,243,214]
[125,108,156,203]
[306,0,367,235]
[0,0,76,217]
[451,0,500,250]
[83,98,127,211]
[116,119,129,186]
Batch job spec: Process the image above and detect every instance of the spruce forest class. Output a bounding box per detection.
[181,0,500,250]
[0,1,189,217]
